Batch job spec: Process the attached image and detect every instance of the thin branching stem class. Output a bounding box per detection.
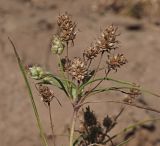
[85,85,160,101]
[92,52,104,81]
[115,137,134,146]
[105,134,114,146]
[66,42,69,59]
[48,103,54,135]
[57,54,71,99]
[80,69,110,103]
[48,102,56,146]
[69,109,78,146]
[66,42,70,81]
[81,100,160,113]
[114,107,125,121]
[57,54,66,79]
[104,118,160,144]
[87,59,92,69]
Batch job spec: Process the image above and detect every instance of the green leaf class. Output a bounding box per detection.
[44,73,77,88]
[80,77,135,90]
[44,74,69,97]
[71,87,77,100]
[86,85,160,100]
[40,73,77,97]
[87,86,136,96]
[116,137,133,146]
[9,38,48,146]
[80,76,160,98]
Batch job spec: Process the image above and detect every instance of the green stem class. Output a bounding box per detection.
[57,54,66,78]
[69,109,78,146]
[89,53,103,89]
[57,55,71,97]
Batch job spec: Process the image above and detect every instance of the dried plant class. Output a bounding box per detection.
[9,12,160,146]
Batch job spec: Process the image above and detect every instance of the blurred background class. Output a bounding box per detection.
[0,0,160,146]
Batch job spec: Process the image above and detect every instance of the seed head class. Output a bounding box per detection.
[61,56,71,72]
[83,45,100,60]
[68,57,87,82]
[107,54,127,71]
[96,25,119,53]
[28,66,45,80]
[103,115,113,130]
[57,12,77,44]
[83,106,97,126]
[37,84,54,103]
[51,35,65,55]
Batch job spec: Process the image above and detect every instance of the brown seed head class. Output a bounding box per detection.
[57,12,77,44]
[61,56,71,72]
[37,84,54,103]
[83,45,100,60]
[107,54,127,71]
[96,24,119,53]
[68,57,87,82]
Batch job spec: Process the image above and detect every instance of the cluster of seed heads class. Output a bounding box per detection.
[78,106,118,146]
[82,24,127,75]
[51,13,127,83]
[23,12,160,146]
[83,25,119,61]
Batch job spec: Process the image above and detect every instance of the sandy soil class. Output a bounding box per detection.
[0,0,160,146]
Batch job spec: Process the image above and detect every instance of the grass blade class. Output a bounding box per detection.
[116,137,134,146]
[79,77,135,91]
[80,76,160,99]
[104,118,160,144]
[9,37,48,146]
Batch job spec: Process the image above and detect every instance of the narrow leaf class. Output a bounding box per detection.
[79,76,135,91]
[104,118,160,144]
[116,137,133,146]
[9,37,48,146]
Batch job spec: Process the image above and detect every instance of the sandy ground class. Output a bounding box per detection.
[1,0,160,146]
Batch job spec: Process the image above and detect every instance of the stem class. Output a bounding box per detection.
[69,109,78,146]
[57,54,71,98]
[66,42,69,59]
[104,118,160,144]
[57,55,66,78]
[89,69,110,92]
[81,100,160,114]
[66,43,70,80]
[89,53,103,88]
[48,103,54,136]
[94,53,103,78]
[105,134,114,146]
[87,59,92,69]
[80,69,110,103]
[48,103,56,146]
